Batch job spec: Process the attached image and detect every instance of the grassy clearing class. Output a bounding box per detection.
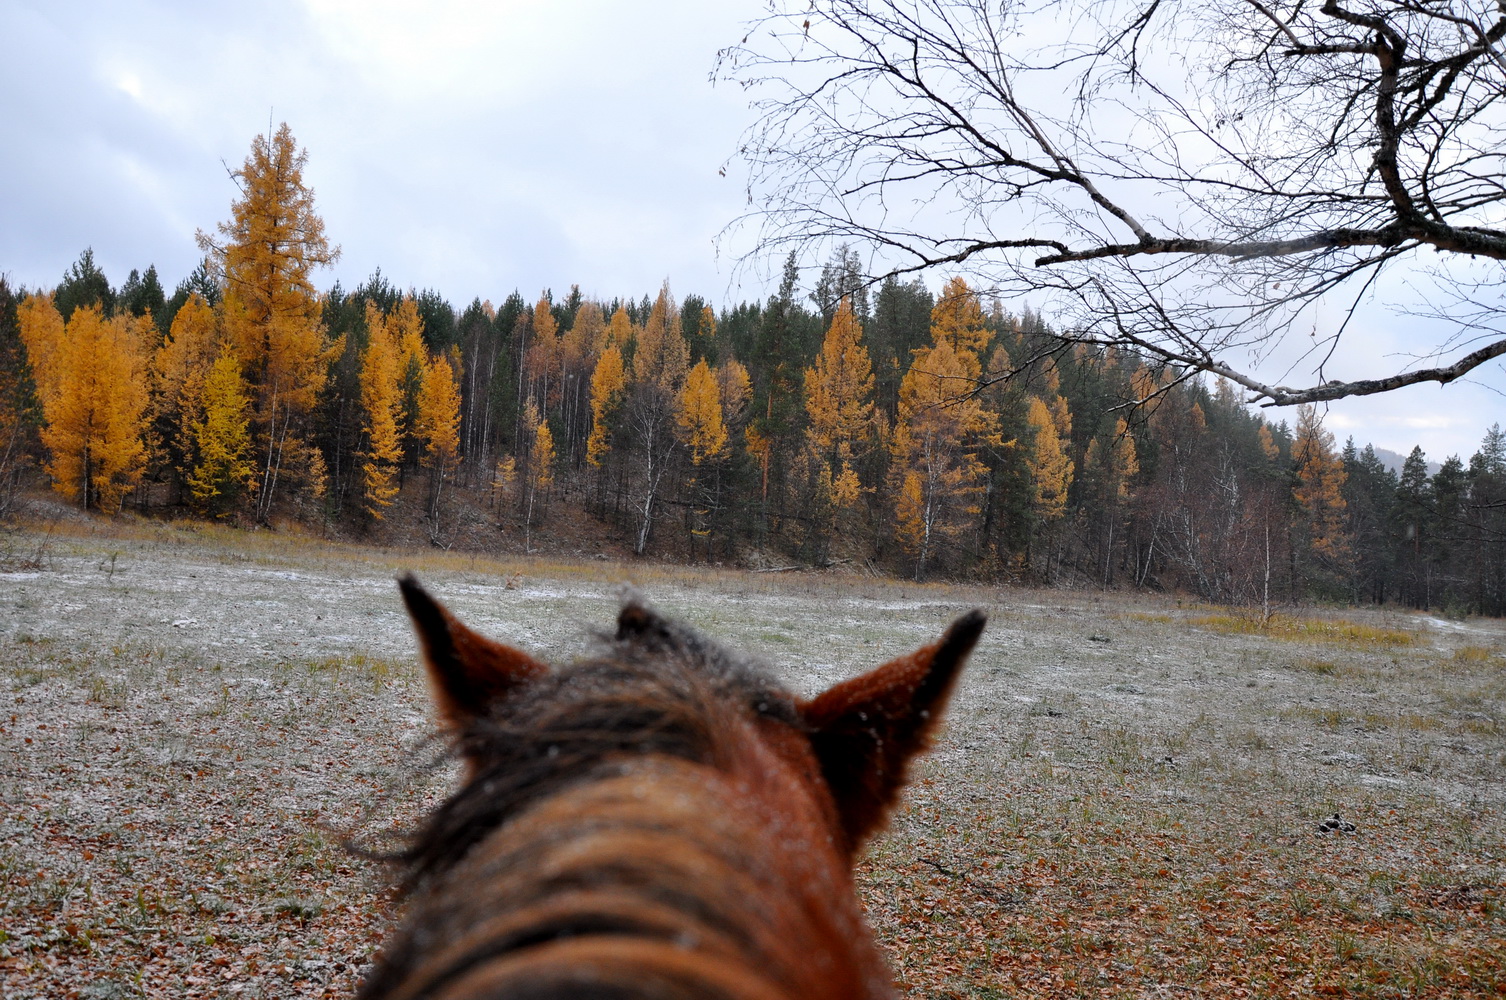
[0,519,1501,998]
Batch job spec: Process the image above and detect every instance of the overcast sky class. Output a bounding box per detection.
[2,0,1500,464]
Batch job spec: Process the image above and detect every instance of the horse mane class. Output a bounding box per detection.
[394,614,800,891]
[360,582,985,1000]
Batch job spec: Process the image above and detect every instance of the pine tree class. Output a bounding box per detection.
[1393,445,1431,608]
[0,278,39,515]
[1464,425,1506,615]
[1081,417,1139,583]
[197,123,341,521]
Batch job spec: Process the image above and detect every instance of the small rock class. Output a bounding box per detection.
[1317,812,1357,834]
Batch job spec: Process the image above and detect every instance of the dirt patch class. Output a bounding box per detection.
[1,520,1502,998]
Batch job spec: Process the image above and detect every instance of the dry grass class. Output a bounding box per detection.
[1186,611,1419,649]
[1,519,1502,998]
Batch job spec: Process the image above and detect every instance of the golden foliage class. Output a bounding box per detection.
[716,358,753,430]
[630,283,688,393]
[416,352,462,469]
[151,294,220,484]
[358,302,403,518]
[186,350,256,516]
[890,333,1000,568]
[929,277,990,376]
[521,398,554,491]
[21,304,148,512]
[586,345,627,466]
[201,123,339,418]
[562,301,603,373]
[602,304,636,355]
[16,294,64,403]
[1026,396,1073,521]
[1292,404,1350,565]
[804,296,878,461]
[677,360,728,464]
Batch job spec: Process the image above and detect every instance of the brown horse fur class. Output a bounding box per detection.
[359,577,986,1000]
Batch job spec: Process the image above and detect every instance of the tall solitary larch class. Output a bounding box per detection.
[197,123,341,521]
[888,283,1001,575]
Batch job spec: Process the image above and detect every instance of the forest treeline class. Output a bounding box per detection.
[1,125,1503,614]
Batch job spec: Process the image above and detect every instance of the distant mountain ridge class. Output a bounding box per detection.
[1370,445,1441,478]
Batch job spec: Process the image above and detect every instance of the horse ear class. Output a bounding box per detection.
[399,576,549,732]
[801,610,985,853]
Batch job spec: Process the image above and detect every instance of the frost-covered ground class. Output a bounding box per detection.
[1,519,1502,998]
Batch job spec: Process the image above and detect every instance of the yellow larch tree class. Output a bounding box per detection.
[524,295,561,412]
[150,293,220,498]
[563,301,604,374]
[197,123,341,521]
[20,304,149,512]
[803,296,879,466]
[716,358,753,434]
[16,294,64,404]
[601,304,636,355]
[1025,396,1074,522]
[889,334,1001,575]
[416,352,462,473]
[415,350,463,535]
[802,296,880,556]
[625,283,689,554]
[389,296,429,465]
[929,277,991,377]
[1292,404,1351,578]
[186,349,256,517]
[586,345,627,467]
[677,359,728,465]
[358,302,403,519]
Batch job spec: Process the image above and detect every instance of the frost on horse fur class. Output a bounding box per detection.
[360,577,985,1000]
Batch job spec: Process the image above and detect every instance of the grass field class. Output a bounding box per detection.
[1,517,1502,998]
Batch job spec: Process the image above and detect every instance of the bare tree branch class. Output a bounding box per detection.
[720,0,1506,406]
